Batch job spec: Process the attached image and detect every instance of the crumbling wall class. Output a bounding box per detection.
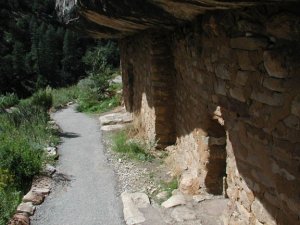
[121,5,300,225]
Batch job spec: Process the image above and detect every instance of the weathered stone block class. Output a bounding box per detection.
[266,13,300,41]
[229,87,247,102]
[263,51,288,78]
[250,90,284,106]
[214,79,227,96]
[230,37,268,51]
[263,77,285,92]
[291,94,300,117]
[235,71,250,86]
[215,63,232,80]
[236,50,256,71]
[283,115,300,130]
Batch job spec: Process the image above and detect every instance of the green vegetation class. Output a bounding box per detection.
[160,178,179,199]
[112,130,154,161]
[0,93,19,109]
[0,92,58,225]
[51,86,80,109]
[51,42,122,114]
[0,2,121,224]
[0,0,93,97]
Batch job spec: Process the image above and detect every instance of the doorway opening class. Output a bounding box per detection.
[205,119,227,196]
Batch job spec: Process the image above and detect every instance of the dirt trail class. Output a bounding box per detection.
[31,106,124,225]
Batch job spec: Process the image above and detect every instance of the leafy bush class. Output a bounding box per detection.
[0,139,44,186]
[0,93,19,109]
[30,88,53,110]
[112,130,153,161]
[0,94,59,224]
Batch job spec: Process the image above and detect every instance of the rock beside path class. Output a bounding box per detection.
[22,191,44,205]
[121,192,150,225]
[17,203,36,216]
[161,194,186,208]
[99,111,132,126]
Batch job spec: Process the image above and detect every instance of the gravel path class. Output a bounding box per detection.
[31,106,124,225]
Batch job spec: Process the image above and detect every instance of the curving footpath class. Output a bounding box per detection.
[31,106,124,225]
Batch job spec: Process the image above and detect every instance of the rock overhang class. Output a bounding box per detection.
[55,0,298,39]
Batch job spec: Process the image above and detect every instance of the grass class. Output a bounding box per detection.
[112,130,154,161]
[51,77,122,114]
[0,91,59,225]
[160,178,179,199]
[51,86,79,110]
[0,93,19,109]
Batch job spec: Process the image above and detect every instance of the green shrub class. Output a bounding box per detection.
[30,88,53,110]
[0,169,14,190]
[0,188,20,225]
[0,139,44,186]
[0,93,19,109]
[112,131,153,161]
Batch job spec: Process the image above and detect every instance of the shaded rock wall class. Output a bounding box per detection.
[120,33,176,147]
[55,0,298,38]
[121,5,300,225]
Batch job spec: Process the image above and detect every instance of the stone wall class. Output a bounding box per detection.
[120,5,300,225]
[120,33,176,148]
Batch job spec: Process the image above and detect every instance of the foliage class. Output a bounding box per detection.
[0,93,58,224]
[0,0,91,97]
[0,93,19,109]
[112,130,153,161]
[51,86,80,109]
[160,178,179,198]
[0,188,20,225]
[30,88,53,111]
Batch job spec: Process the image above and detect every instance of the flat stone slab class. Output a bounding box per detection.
[99,112,132,126]
[23,191,45,205]
[17,202,36,216]
[162,194,186,208]
[101,124,126,131]
[171,206,197,222]
[121,192,150,225]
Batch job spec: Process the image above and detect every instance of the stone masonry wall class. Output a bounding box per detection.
[120,4,300,225]
[120,33,176,148]
[171,6,300,225]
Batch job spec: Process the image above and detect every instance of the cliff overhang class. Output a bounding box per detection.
[55,0,298,38]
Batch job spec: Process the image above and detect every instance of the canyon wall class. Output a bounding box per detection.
[120,5,300,225]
